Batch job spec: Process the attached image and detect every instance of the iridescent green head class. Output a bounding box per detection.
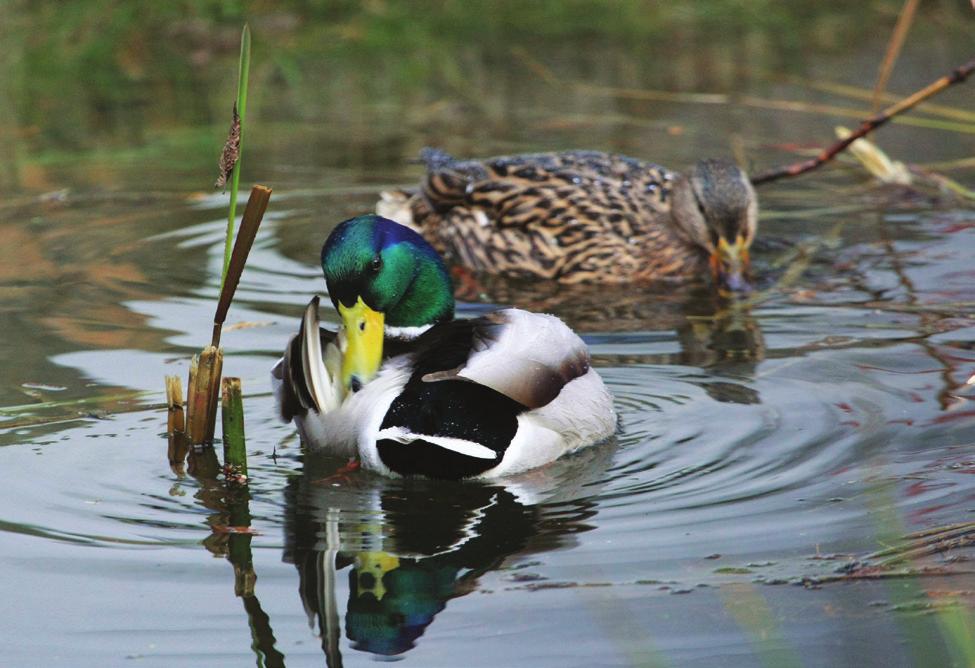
[321,214,455,328]
[321,215,454,389]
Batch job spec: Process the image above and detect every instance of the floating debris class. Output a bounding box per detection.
[835,126,912,185]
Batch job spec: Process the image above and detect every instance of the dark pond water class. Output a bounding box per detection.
[2,3,975,666]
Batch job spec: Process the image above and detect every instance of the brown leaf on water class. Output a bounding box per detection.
[214,103,240,191]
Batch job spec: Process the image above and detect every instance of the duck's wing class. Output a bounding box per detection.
[373,309,594,478]
[272,297,344,422]
[415,309,590,409]
[421,149,673,226]
[412,150,678,280]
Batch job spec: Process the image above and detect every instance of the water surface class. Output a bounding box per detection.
[2,4,975,667]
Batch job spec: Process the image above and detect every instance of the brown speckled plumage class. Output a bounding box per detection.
[378,149,757,286]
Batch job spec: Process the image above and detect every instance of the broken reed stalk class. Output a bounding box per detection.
[183,185,270,447]
[752,56,975,186]
[165,375,188,473]
[165,375,185,435]
[212,185,272,348]
[221,377,247,485]
[186,357,197,434]
[186,346,224,445]
[222,24,251,287]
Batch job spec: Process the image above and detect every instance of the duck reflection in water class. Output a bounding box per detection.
[282,442,613,662]
[675,289,764,405]
[457,276,765,405]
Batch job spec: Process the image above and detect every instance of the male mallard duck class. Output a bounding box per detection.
[377,149,757,291]
[271,214,616,479]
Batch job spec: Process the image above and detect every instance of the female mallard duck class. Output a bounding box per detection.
[378,149,757,291]
[271,214,616,479]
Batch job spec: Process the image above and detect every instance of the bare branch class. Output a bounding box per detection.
[752,57,975,186]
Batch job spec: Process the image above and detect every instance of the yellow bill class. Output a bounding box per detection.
[338,296,384,390]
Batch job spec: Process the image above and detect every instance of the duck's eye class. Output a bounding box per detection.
[369,254,383,273]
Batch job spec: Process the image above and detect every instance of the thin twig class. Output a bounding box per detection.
[872,0,919,112]
[866,524,975,561]
[752,57,975,186]
[792,78,975,123]
[805,567,975,586]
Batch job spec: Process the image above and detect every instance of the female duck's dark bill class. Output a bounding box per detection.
[711,234,751,293]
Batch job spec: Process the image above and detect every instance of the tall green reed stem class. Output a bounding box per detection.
[222,24,251,288]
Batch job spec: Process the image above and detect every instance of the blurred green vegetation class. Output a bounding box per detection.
[0,0,970,191]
